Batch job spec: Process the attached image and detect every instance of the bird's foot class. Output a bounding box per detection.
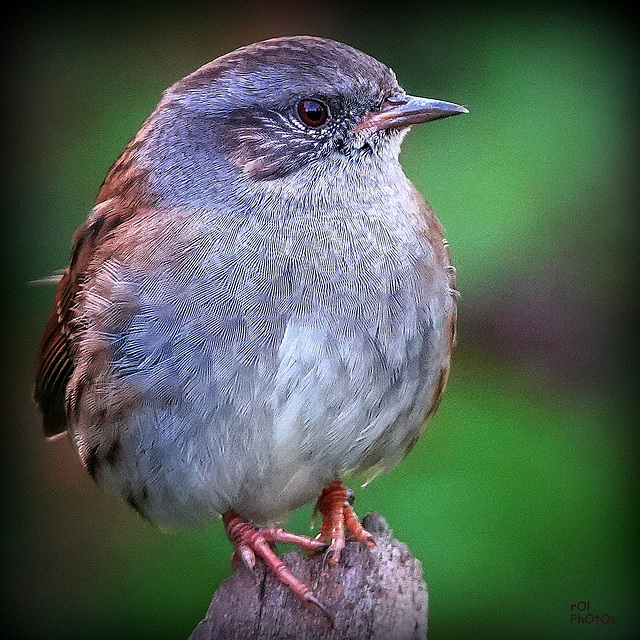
[314,479,376,565]
[222,510,332,621]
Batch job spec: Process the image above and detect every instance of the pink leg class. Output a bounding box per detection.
[222,510,332,622]
[314,480,375,564]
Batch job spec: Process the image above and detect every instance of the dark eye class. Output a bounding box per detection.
[297,99,329,127]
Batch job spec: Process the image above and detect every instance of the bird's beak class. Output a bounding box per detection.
[354,95,468,132]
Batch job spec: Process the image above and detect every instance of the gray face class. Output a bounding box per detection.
[139,37,406,195]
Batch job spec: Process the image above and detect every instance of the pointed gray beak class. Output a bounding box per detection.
[354,94,468,132]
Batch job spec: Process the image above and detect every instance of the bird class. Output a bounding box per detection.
[34,35,466,616]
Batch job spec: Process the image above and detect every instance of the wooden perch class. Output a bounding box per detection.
[189,512,428,640]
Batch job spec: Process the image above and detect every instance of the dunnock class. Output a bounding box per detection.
[35,36,466,615]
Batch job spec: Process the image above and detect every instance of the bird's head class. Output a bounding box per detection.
[132,36,466,203]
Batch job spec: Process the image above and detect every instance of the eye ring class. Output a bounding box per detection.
[297,99,329,127]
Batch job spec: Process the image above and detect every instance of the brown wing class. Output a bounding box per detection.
[33,198,140,436]
[34,204,109,435]
[34,267,78,436]
[34,131,151,435]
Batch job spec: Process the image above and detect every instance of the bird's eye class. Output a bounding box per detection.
[297,99,329,127]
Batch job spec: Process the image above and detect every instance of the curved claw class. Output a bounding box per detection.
[306,593,335,627]
[234,541,257,570]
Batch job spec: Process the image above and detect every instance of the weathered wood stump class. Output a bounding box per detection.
[190,512,428,640]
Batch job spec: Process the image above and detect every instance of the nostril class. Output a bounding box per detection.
[385,94,408,106]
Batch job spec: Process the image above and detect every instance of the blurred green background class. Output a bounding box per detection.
[3,2,638,639]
